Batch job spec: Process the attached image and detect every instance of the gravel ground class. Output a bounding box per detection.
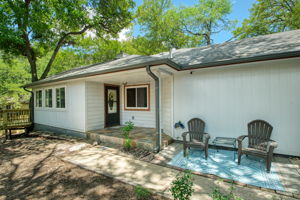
[0,132,168,200]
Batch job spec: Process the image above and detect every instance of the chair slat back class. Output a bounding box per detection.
[247,120,273,151]
[188,118,205,142]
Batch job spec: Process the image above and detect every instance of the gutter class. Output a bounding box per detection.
[146,65,160,153]
[23,87,34,129]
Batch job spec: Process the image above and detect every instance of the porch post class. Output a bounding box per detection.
[146,65,160,152]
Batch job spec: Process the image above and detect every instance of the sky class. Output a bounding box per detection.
[131,0,257,44]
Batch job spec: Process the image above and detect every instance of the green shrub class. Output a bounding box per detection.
[124,138,132,150]
[122,121,134,150]
[211,183,243,200]
[122,121,134,137]
[135,186,151,200]
[170,170,194,200]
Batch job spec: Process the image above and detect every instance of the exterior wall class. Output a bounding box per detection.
[34,81,86,132]
[120,81,156,128]
[173,58,300,156]
[161,76,173,137]
[34,123,86,138]
[86,82,104,131]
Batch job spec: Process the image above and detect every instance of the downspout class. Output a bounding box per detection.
[23,87,34,130]
[146,65,160,153]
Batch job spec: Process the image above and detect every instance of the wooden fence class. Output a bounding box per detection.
[0,109,32,130]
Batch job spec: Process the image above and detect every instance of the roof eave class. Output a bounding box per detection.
[23,58,181,88]
[23,50,300,88]
[183,50,300,70]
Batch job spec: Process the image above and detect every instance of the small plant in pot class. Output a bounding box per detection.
[122,121,134,151]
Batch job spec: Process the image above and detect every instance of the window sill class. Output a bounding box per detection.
[34,107,67,112]
[124,108,150,111]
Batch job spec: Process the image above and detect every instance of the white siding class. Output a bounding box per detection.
[173,58,300,156]
[161,76,173,136]
[86,82,104,131]
[34,81,86,132]
[120,81,156,128]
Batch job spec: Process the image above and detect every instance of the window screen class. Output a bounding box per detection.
[125,85,149,110]
[56,87,65,108]
[45,89,52,108]
[36,90,42,107]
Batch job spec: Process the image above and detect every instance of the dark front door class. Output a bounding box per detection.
[105,85,120,127]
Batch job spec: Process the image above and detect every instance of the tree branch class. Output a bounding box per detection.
[40,25,92,80]
[13,0,38,82]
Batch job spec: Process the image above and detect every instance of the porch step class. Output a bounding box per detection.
[86,128,173,152]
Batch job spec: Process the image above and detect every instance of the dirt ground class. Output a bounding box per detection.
[0,133,168,200]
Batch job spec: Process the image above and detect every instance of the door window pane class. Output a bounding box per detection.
[107,89,117,113]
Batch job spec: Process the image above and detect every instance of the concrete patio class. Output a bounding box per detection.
[55,141,300,200]
[154,142,300,197]
[86,126,173,151]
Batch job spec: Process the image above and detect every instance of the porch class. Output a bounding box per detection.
[86,126,174,152]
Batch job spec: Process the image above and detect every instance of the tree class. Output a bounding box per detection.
[0,56,31,107]
[233,0,300,39]
[0,0,135,82]
[136,0,198,49]
[179,0,236,45]
[136,0,235,48]
[122,36,169,55]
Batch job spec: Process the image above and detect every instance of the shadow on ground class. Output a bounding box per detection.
[0,133,166,200]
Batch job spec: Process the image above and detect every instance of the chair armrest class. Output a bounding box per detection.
[266,140,278,155]
[203,133,210,144]
[237,135,247,150]
[269,140,278,148]
[237,135,248,142]
[203,133,210,139]
[182,132,189,142]
[267,140,278,151]
[182,132,189,138]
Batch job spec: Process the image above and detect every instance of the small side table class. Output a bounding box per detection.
[212,137,237,160]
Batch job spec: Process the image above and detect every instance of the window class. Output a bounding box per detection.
[45,89,53,108]
[35,90,42,107]
[56,87,65,108]
[125,84,149,110]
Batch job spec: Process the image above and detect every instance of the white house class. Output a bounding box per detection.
[25,30,300,156]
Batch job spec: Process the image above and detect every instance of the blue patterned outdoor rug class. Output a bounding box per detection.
[168,148,284,191]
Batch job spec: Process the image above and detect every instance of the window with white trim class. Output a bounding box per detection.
[56,87,65,108]
[125,84,149,110]
[35,90,43,107]
[45,88,53,108]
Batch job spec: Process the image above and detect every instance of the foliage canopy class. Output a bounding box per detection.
[233,0,300,39]
[0,0,135,82]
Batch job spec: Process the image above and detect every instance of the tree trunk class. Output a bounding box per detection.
[27,56,38,82]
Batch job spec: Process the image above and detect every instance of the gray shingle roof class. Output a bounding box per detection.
[154,29,300,67]
[26,29,300,87]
